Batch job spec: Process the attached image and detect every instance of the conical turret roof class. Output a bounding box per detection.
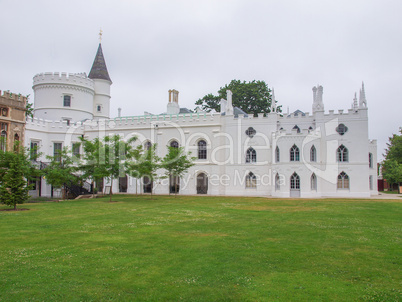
[88,43,112,82]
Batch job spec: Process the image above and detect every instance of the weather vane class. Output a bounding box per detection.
[99,28,103,43]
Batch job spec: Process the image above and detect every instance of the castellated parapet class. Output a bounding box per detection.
[33,72,95,92]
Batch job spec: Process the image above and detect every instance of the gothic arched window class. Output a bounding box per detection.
[290,172,300,190]
[170,140,179,148]
[337,145,348,162]
[246,147,256,163]
[246,172,257,188]
[337,172,349,189]
[275,173,280,191]
[290,144,300,161]
[198,140,207,159]
[293,125,301,133]
[311,173,317,191]
[369,153,373,168]
[310,145,316,162]
[145,141,152,150]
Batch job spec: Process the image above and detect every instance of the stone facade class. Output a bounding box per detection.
[0,90,27,151]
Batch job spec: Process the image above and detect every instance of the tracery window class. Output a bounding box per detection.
[246,172,257,188]
[290,172,300,189]
[336,123,348,135]
[337,145,348,162]
[246,147,256,163]
[290,144,300,161]
[245,127,256,138]
[337,171,349,189]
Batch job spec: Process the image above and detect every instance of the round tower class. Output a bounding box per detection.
[32,72,95,123]
[88,43,112,119]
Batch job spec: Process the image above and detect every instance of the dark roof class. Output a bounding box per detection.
[221,106,249,117]
[179,108,193,114]
[88,44,112,82]
[287,109,305,117]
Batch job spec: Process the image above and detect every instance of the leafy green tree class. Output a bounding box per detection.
[161,146,195,196]
[44,148,79,199]
[78,137,109,196]
[79,135,137,202]
[382,128,402,191]
[195,79,281,116]
[125,145,145,195]
[25,96,34,119]
[140,144,160,198]
[0,144,39,210]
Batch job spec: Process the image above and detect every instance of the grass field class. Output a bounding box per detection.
[0,195,401,301]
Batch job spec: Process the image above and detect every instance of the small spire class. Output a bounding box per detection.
[89,43,112,82]
[352,92,358,110]
[359,81,367,108]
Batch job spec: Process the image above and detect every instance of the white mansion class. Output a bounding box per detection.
[25,43,378,198]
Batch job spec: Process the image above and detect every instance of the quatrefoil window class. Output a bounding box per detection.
[245,127,256,138]
[336,124,348,135]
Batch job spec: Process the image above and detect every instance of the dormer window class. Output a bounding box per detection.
[63,95,71,107]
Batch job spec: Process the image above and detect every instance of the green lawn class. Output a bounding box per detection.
[0,196,400,301]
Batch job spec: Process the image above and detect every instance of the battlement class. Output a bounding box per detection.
[33,72,94,90]
[26,117,85,133]
[0,90,28,103]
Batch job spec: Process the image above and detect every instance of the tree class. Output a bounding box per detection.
[125,145,145,196]
[25,95,34,119]
[139,144,160,198]
[382,128,402,191]
[0,144,39,210]
[195,79,281,116]
[78,137,109,197]
[161,146,195,196]
[44,148,80,199]
[79,135,137,202]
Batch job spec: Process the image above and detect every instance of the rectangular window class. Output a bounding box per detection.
[369,176,373,190]
[63,95,71,107]
[30,141,39,160]
[97,105,102,112]
[54,143,62,162]
[72,143,80,158]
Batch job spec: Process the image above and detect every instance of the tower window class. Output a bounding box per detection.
[63,95,71,107]
[97,105,102,112]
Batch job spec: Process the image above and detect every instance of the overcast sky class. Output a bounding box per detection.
[1,0,401,159]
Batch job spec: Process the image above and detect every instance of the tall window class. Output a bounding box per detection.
[369,153,373,168]
[63,95,71,107]
[246,147,256,163]
[54,143,62,162]
[275,146,280,163]
[72,143,80,158]
[310,145,316,162]
[337,172,349,189]
[246,172,257,188]
[145,141,152,150]
[290,144,300,161]
[311,173,317,191]
[275,173,280,191]
[198,140,207,159]
[0,130,6,152]
[337,145,348,162]
[290,172,300,189]
[369,176,373,190]
[170,140,179,148]
[30,141,39,160]
[14,134,20,152]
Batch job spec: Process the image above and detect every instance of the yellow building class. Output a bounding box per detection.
[0,90,27,151]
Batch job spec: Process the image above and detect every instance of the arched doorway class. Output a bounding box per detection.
[290,172,300,197]
[143,176,153,193]
[196,173,208,194]
[169,175,180,194]
[119,175,128,193]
